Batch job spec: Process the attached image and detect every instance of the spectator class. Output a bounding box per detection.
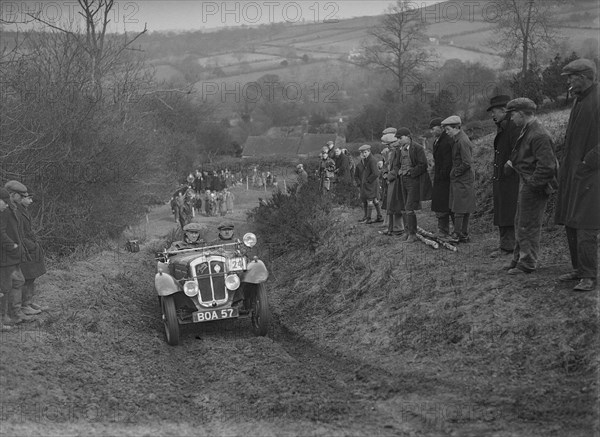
[380,132,405,236]
[355,144,383,224]
[441,116,477,243]
[555,58,599,291]
[429,117,455,239]
[296,164,308,193]
[394,128,432,242]
[318,148,336,192]
[225,188,235,214]
[326,141,335,159]
[487,95,521,258]
[333,146,351,184]
[503,98,558,275]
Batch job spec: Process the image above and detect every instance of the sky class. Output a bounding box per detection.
[0,1,446,32]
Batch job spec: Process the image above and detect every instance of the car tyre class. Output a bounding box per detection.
[161,295,180,346]
[250,284,271,337]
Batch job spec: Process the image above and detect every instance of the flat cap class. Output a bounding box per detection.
[429,117,443,128]
[506,98,537,112]
[441,115,462,126]
[326,140,334,146]
[396,127,411,138]
[358,144,371,152]
[487,94,511,112]
[4,180,28,196]
[217,221,234,230]
[183,222,205,232]
[382,127,397,135]
[561,58,597,77]
[0,187,10,202]
[381,133,397,144]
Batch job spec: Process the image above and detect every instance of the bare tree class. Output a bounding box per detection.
[361,0,432,94]
[493,0,562,84]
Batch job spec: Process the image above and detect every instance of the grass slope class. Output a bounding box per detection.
[265,108,598,436]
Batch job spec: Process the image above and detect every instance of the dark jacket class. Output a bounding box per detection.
[510,118,557,191]
[0,203,28,267]
[449,130,477,214]
[334,153,351,183]
[387,142,432,212]
[492,115,521,226]
[355,153,380,200]
[17,204,46,279]
[555,83,600,229]
[431,131,454,213]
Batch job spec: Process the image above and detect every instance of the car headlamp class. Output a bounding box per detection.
[225,274,240,291]
[183,280,199,297]
[243,232,257,247]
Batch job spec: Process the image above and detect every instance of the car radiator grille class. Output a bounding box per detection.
[195,260,226,303]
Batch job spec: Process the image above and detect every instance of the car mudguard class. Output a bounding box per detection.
[155,272,181,296]
[241,259,269,284]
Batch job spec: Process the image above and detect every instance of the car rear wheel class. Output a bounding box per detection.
[250,283,271,337]
[161,295,180,346]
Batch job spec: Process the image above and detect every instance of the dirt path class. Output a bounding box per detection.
[1,187,435,437]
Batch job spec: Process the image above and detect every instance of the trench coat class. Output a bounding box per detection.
[431,131,454,213]
[355,153,380,200]
[0,204,28,267]
[555,83,600,230]
[449,130,477,214]
[387,142,432,212]
[17,204,47,279]
[492,116,521,227]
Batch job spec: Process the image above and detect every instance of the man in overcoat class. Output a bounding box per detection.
[504,98,558,275]
[333,146,351,184]
[395,128,432,242]
[487,95,521,258]
[381,132,405,236]
[15,187,47,313]
[429,117,454,238]
[555,58,599,292]
[441,116,476,243]
[355,144,383,224]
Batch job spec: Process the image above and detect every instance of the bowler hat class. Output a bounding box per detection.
[0,187,10,202]
[4,180,29,197]
[487,95,511,112]
[429,117,443,128]
[396,127,412,138]
[505,98,537,113]
[561,58,597,78]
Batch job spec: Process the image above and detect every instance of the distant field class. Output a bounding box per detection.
[197,52,281,67]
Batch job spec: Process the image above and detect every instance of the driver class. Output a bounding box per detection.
[217,222,235,241]
[168,222,206,251]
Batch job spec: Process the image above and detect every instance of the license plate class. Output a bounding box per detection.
[193,308,239,323]
[227,257,246,271]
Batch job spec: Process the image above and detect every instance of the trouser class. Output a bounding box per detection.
[0,265,25,317]
[435,211,454,235]
[454,213,470,238]
[402,211,417,235]
[22,278,36,306]
[565,226,599,279]
[499,226,516,252]
[512,184,549,272]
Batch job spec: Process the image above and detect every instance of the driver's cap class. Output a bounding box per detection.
[217,221,234,231]
[183,222,205,232]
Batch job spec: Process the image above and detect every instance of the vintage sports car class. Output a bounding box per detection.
[155,233,271,345]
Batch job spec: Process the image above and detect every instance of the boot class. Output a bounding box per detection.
[364,206,374,224]
[379,214,394,235]
[393,213,405,233]
[460,213,471,242]
[404,213,419,243]
[358,203,368,222]
[453,214,464,242]
[436,215,450,238]
[380,214,389,228]
[399,215,410,240]
[374,202,383,222]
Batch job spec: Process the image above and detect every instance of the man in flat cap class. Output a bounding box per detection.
[168,222,206,251]
[393,128,432,242]
[555,58,599,291]
[1,182,34,325]
[355,144,383,224]
[429,117,455,238]
[504,98,558,275]
[441,116,476,243]
[487,95,521,258]
[379,131,404,235]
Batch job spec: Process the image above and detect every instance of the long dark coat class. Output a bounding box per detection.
[492,116,521,226]
[355,153,380,200]
[431,131,454,213]
[17,204,47,279]
[386,147,403,213]
[555,83,600,230]
[0,203,28,267]
[334,153,352,183]
[449,130,477,214]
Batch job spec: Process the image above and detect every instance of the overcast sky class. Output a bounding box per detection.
[1,1,445,32]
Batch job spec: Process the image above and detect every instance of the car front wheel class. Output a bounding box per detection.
[249,283,271,337]
[161,295,180,346]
